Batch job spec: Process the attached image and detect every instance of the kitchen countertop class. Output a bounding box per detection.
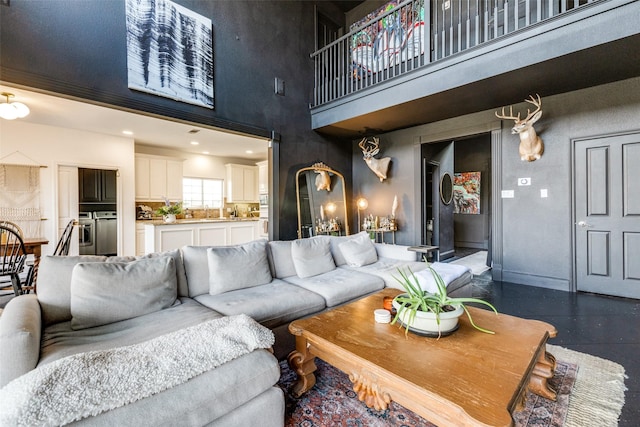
[138,218,259,225]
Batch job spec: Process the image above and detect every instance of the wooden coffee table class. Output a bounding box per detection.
[288,288,557,427]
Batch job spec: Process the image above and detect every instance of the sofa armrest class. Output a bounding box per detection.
[0,294,42,387]
[373,243,420,262]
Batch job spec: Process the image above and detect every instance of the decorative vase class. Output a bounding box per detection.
[392,295,464,337]
[163,214,176,223]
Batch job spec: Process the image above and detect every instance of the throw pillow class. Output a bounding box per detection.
[207,239,272,295]
[36,255,107,326]
[70,256,178,330]
[267,240,297,278]
[338,233,378,267]
[291,237,336,278]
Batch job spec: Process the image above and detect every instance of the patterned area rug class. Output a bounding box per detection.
[278,357,577,427]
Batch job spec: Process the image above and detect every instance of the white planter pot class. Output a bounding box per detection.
[392,295,464,337]
[163,214,177,223]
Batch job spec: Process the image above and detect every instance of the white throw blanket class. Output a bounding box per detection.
[415,262,471,293]
[0,314,274,427]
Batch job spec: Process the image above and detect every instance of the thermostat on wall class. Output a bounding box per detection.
[518,177,531,186]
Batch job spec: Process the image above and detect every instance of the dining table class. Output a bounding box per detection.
[22,237,49,293]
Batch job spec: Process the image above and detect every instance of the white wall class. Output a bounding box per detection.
[0,120,136,255]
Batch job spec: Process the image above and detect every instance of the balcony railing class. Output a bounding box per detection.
[311,0,599,107]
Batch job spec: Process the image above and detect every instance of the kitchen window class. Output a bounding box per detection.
[182,177,223,208]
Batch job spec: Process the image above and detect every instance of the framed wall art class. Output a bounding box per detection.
[453,172,481,214]
[126,0,214,109]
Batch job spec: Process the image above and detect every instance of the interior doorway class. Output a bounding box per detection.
[421,133,492,262]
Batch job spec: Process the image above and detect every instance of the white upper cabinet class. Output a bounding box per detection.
[256,160,268,195]
[225,164,258,202]
[136,155,183,201]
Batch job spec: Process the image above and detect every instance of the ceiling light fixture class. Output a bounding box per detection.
[190,141,199,145]
[122,130,134,135]
[0,92,30,120]
[245,150,253,154]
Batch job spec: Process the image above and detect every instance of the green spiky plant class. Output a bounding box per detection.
[391,265,498,337]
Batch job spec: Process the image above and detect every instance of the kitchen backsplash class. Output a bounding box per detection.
[137,201,260,220]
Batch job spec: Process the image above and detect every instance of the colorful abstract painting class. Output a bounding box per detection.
[453,172,481,214]
[126,0,214,109]
[350,0,425,76]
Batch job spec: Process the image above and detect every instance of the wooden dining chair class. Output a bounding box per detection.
[0,225,30,297]
[53,219,76,256]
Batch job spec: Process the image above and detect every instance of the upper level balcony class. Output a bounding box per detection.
[310,0,640,137]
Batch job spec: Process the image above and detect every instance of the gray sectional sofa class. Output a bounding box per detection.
[0,231,472,426]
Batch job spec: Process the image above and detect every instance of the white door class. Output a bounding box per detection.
[574,132,640,299]
[57,166,79,255]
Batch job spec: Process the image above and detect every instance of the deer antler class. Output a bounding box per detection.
[495,105,521,121]
[523,94,542,122]
[359,137,380,158]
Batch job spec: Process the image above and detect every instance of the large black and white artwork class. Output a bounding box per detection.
[126,0,213,109]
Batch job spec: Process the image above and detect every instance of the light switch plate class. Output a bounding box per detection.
[501,190,514,198]
[541,189,548,198]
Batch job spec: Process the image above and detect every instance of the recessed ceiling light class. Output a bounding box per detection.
[245,150,253,154]
[202,151,209,155]
[190,141,199,145]
[122,130,133,135]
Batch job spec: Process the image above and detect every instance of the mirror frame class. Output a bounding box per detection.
[440,172,454,205]
[296,163,350,238]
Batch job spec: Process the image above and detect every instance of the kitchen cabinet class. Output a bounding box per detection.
[143,220,260,254]
[135,223,146,256]
[256,160,268,194]
[79,168,116,203]
[225,164,257,203]
[135,155,183,201]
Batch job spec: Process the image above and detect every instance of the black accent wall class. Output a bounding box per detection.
[0,0,352,240]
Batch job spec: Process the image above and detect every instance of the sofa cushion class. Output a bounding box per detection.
[106,249,189,298]
[291,237,335,278]
[70,256,178,330]
[329,231,370,266]
[339,233,378,267]
[37,255,108,326]
[39,298,223,366]
[341,258,429,288]
[284,268,384,307]
[266,240,297,279]
[182,245,211,297]
[207,239,272,295]
[194,279,326,329]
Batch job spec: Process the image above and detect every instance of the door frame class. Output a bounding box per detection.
[570,129,640,294]
[55,162,122,256]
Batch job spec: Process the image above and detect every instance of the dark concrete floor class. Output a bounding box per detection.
[469,271,639,426]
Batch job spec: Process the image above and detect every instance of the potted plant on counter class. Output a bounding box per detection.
[391,266,498,338]
[156,199,182,223]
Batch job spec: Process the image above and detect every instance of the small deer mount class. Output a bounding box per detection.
[358,136,391,182]
[312,162,332,192]
[495,94,544,162]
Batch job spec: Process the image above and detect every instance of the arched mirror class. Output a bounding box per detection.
[440,172,453,205]
[296,162,350,238]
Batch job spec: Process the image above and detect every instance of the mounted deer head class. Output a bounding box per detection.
[312,162,331,191]
[495,94,544,162]
[358,137,391,182]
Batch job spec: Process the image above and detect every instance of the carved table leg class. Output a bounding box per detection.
[350,371,391,411]
[528,350,557,401]
[287,338,317,398]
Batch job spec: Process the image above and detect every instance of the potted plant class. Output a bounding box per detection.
[391,266,498,338]
[156,199,182,223]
